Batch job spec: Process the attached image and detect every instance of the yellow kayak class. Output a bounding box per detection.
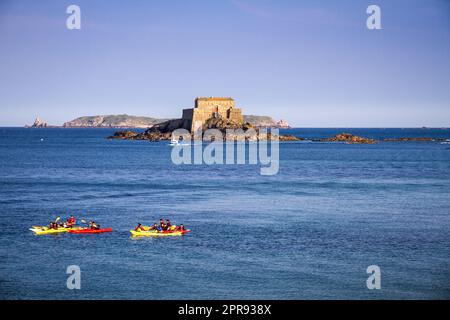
[139,225,177,231]
[30,226,82,235]
[130,229,190,237]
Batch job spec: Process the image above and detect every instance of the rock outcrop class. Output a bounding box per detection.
[109,130,139,139]
[149,119,186,133]
[320,133,377,144]
[26,117,48,128]
[202,116,253,132]
[275,120,291,128]
[383,137,447,142]
[109,130,171,142]
[109,115,303,142]
[279,134,303,141]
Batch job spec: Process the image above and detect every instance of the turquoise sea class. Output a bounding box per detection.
[0,127,449,299]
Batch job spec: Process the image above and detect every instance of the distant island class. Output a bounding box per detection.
[243,115,290,128]
[62,114,168,129]
[26,113,291,129]
[22,97,448,145]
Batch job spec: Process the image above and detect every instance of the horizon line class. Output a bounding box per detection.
[1,126,448,129]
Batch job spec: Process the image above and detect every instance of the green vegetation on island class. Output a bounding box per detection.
[62,114,168,128]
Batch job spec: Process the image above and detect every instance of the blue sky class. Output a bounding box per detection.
[0,0,449,127]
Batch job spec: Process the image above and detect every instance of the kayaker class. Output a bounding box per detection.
[148,223,158,231]
[159,218,166,229]
[49,222,57,229]
[175,224,185,231]
[89,221,100,230]
[66,216,76,227]
[166,219,172,228]
[135,223,145,232]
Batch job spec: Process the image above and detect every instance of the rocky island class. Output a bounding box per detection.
[318,133,377,144]
[25,117,51,128]
[109,97,302,142]
[383,137,448,142]
[109,115,302,142]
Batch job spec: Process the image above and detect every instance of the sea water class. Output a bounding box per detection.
[0,128,449,299]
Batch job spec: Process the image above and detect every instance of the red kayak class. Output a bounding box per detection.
[68,227,112,234]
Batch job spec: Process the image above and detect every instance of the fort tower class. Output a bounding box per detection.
[182,97,244,132]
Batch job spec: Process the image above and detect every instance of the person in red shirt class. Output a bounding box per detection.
[66,216,76,227]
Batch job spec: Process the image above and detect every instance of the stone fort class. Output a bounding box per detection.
[182,97,244,132]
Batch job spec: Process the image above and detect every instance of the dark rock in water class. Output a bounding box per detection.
[383,137,447,142]
[109,130,138,139]
[139,130,172,141]
[149,119,186,133]
[320,133,377,144]
[279,134,304,141]
[108,130,171,141]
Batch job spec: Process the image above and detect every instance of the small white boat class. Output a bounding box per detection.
[169,138,190,146]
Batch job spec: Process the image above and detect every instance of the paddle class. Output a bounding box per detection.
[80,219,101,230]
[32,216,63,231]
[80,219,90,228]
[39,216,60,229]
[38,216,61,230]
